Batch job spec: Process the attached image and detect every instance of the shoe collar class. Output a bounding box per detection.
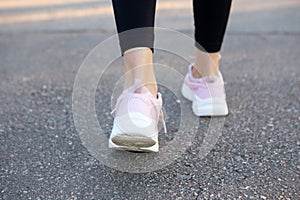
[188,64,223,83]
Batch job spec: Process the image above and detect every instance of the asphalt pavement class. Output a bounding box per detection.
[0,0,299,199]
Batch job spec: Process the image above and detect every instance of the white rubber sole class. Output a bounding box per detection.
[109,113,159,152]
[181,83,229,116]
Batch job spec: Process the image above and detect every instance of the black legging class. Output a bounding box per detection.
[112,0,232,54]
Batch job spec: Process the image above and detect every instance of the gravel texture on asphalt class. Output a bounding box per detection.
[1,29,299,199]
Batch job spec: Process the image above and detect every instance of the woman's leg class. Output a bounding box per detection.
[112,0,157,96]
[192,0,232,78]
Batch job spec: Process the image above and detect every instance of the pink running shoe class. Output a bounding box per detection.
[109,80,166,152]
[181,64,229,116]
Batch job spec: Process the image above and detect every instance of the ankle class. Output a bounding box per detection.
[144,83,158,97]
[192,66,202,78]
[192,65,219,78]
[193,50,220,78]
[123,47,157,97]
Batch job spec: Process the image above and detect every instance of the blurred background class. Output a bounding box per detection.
[1,0,299,32]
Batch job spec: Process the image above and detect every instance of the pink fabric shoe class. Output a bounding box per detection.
[109,80,166,152]
[181,64,229,116]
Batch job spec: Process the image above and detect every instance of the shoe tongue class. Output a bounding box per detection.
[133,85,151,95]
[128,79,145,94]
[134,87,143,93]
[130,79,155,97]
[203,76,219,83]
